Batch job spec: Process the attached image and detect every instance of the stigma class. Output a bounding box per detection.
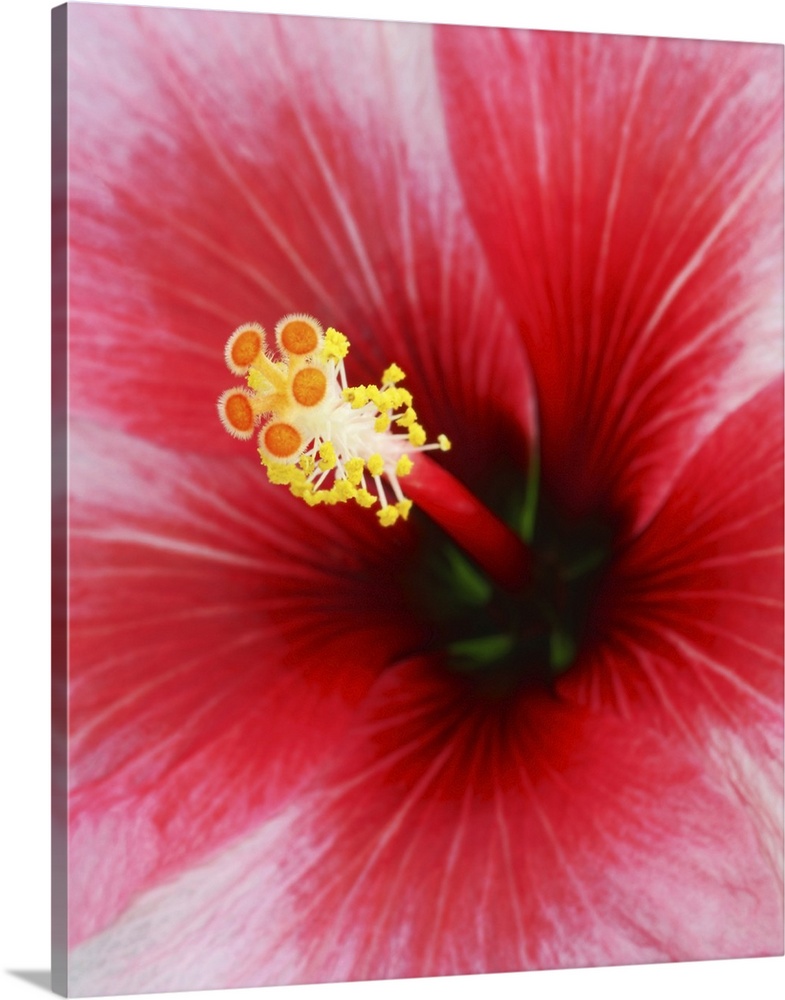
[218,315,451,525]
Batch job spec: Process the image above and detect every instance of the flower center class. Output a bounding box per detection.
[408,483,613,694]
[218,315,611,690]
[218,315,452,526]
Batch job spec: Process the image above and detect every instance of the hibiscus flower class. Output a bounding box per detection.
[63,4,783,994]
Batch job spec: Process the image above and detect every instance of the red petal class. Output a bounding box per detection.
[67,422,425,944]
[436,29,783,534]
[68,6,533,478]
[562,379,783,888]
[70,655,782,993]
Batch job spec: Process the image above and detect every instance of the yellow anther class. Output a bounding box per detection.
[321,327,349,361]
[387,388,410,410]
[266,463,311,497]
[332,479,356,501]
[345,457,364,486]
[438,434,452,451]
[396,499,413,520]
[381,388,404,411]
[367,453,385,476]
[289,477,311,498]
[374,413,391,433]
[265,462,298,486]
[299,454,316,475]
[356,489,377,508]
[396,454,414,477]
[408,424,426,447]
[318,441,337,470]
[343,386,369,409]
[396,407,418,429]
[382,363,406,384]
[377,506,400,527]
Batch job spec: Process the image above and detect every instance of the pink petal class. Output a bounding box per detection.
[436,29,783,534]
[70,653,781,993]
[67,421,426,944]
[68,5,533,475]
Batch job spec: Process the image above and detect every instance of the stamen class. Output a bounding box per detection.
[219,318,451,522]
[218,316,531,590]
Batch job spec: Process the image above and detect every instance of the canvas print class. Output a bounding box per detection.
[53,2,784,995]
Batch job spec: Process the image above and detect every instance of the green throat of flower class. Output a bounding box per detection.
[409,478,613,694]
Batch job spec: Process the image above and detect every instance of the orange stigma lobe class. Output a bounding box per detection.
[292,367,327,407]
[264,422,302,459]
[225,392,254,432]
[279,318,319,355]
[225,322,265,375]
[231,327,263,368]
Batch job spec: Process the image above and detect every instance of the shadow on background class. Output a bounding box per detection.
[7,971,52,993]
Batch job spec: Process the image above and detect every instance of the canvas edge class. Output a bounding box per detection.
[52,3,69,996]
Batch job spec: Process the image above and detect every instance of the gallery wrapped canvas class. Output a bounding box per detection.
[52,2,784,995]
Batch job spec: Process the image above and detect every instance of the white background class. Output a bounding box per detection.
[1,1,783,999]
